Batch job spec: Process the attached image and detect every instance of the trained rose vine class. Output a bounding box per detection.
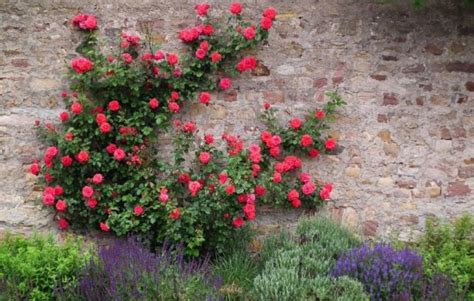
[30,3,345,256]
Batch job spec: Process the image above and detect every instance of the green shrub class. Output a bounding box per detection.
[0,233,91,301]
[213,249,260,300]
[252,215,368,300]
[257,229,295,267]
[418,214,474,299]
[308,276,369,301]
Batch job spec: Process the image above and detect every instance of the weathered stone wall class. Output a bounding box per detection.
[0,0,473,240]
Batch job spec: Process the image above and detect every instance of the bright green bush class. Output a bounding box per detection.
[252,215,368,301]
[418,214,474,299]
[0,233,90,301]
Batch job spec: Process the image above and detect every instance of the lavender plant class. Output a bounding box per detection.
[56,238,222,300]
[331,243,454,301]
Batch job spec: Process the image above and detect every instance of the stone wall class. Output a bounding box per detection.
[0,0,473,240]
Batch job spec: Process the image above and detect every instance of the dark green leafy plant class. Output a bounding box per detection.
[30,3,345,257]
[418,214,474,299]
[0,233,91,301]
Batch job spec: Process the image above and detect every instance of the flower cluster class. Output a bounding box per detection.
[332,244,427,300]
[60,238,221,300]
[31,3,343,256]
[260,92,345,157]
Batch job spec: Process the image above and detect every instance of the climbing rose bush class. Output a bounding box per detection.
[31,3,344,256]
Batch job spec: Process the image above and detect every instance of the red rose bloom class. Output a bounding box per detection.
[195,48,207,60]
[263,7,277,20]
[167,53,179,65]
[300,134,313,147]
[319,183,333,200]
[122,53,132,64]
[290,118,302,129]
[154,50,165,60]
[255,185,266,196]
[236,56,257,72]
[202,24,214,36]
[325,138,336,151]
[229,2,242,14]
[269,146,280,158]
[108,100,120,111]
[232,216,244,228]
[249,152,262,164]
[141,52,153,61]
[264,102,271,109]
[87,198,98,208]
[309,148,319,157]
[71,57,93,74]
[252,164,261,177]
[199,152,211,164]
[291,198,302,208]
[218,173,228,184]
[30,162,40,175]
[149,98,159,109]
[242,27,255,40]
[82,186,94,199]
[92,173,103,184]
[169,208,181,220]
[64,132,74,141]
[260,17,273,30]
[288,189,299,202]
[273,171,282,183]
[59,111,69,122]
[302,181,316,195]
[204,134,214,144]
[95,113,107,124]
[113,148,126,161]
[171,91,179,100]
[210,51,222,63]
[219,78,232,90]
[54,185,64,196]
[225,184,236,195]
[199,41,209,52]
[179,27,200,42]
[106,144,117,154]
[99,222,109,232]
[168,102,180,113]
[72,14,97,30]
[182,121,196,133]
[199,92,211,105]
[99,122,112,134]
[178,173,191,183]
[188,181,202,196]
[243,203,256,220]
[159,188,169,203]
[45,173,53,182]
[71,102,83,114]
[300,173,311,183]
[43,193,55,206]
[76,150,89,164]
[133,205,144,216]
[195,3,210,16]
[315,110,325,119]
[56,200,67,212]
[58,218,69,230]
[60,156,72,167]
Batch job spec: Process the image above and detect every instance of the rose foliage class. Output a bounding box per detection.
[31,3,345,256]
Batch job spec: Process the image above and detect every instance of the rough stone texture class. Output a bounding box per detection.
[0,0,473,241]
